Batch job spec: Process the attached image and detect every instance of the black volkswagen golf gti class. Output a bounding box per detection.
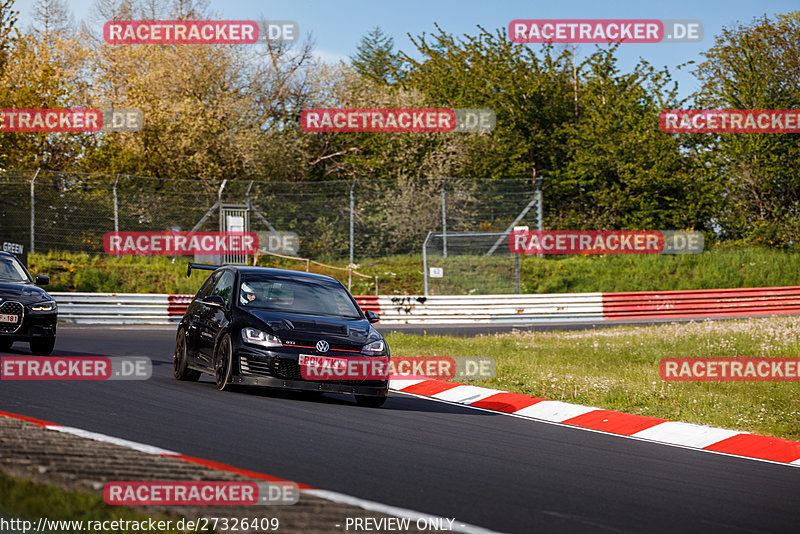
[174,264,390,407]
[0,251,57,355]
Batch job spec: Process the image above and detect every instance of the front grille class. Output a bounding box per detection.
[240,354,273,377]
[0,301,23,334]
[273,356,303,380]
[239,352,385,386]
[240,354,303,380]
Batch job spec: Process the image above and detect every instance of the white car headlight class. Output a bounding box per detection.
[361,339,386,355]
[30,301,57,312]
[242,327,282,348]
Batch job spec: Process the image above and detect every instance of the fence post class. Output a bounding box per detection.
[422,231,432,297]
[349,179,355,265]
[535,176,543,259]
[217,179,227,231]
[30,168,40,253]
[113,174,120,233]
[441,178,447,258]
[375,275,378,296]
[348,267,352,291]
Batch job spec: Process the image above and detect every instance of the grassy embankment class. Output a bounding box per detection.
[27,245,800,295]
[0,471,188,533]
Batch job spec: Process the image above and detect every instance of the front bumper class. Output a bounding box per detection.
[230,374,388,396]
[0,309,57,341]
[235,345,389,397]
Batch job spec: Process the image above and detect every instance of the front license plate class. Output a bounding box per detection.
[299,354,347,368]
[0,314,19,323]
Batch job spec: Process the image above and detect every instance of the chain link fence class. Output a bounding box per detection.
[0,169,541,262]
[423,232,519,296]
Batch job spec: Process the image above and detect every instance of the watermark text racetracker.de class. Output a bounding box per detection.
[661,358,800,381]
[300,108,496,133]
[660,109,800,133]
[508,230,704,255]
[103,231,259,255]
[104,480,299,505]
[0,108,143,132]
[1,356,151,380]
[299,355,495,381]
[104,20,299,44]
[509,19,703,43]
[298,354,497,380]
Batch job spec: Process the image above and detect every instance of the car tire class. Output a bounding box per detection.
[29,335,55,356]
[0,337,13,351]
[173,330,201,381]
[355,394,387,408]
[215,334,233,391]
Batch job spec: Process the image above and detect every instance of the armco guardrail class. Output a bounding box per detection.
[51,286,800,325]
[52,292,191,325]
[370,294,603,324]
[602,286,800,320]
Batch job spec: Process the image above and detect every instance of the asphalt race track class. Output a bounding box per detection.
[1,325,799,533]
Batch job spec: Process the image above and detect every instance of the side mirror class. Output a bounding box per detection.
[365,310,380,324]
[202,295,226,308]
[35,275,50,286]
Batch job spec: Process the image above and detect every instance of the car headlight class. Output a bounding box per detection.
[241,327,282,348]
[361,339,386,356]
[30,301,57,312]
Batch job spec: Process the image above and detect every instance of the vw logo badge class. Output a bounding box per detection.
[315,340,329,353]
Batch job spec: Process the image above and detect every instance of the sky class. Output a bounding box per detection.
[13,0,799,100]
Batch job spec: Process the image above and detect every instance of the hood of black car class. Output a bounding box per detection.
[241,308,377,346]
[0,282,51,304]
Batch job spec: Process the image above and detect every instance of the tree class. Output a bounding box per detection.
[350,26,402,84]
[30,0,73,38]
[401,25,575,181]
[0,0,18,76]
[691,12,800,245]
[554,48,717,231]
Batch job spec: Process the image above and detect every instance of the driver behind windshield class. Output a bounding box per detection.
[239,282,258,305]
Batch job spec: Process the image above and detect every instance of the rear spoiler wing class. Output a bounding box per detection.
[187,262,220,277]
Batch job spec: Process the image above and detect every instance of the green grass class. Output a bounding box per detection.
[518,245,800,293]
[386,315,800,440]
[0,471,192,533]
[26,246,800,295]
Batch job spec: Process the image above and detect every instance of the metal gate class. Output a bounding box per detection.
[220,204,250,265]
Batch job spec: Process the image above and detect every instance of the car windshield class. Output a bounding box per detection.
[0,256,30,283]
[239,274,362,319]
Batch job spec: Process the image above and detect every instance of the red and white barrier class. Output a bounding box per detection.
[51,286,800,325]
